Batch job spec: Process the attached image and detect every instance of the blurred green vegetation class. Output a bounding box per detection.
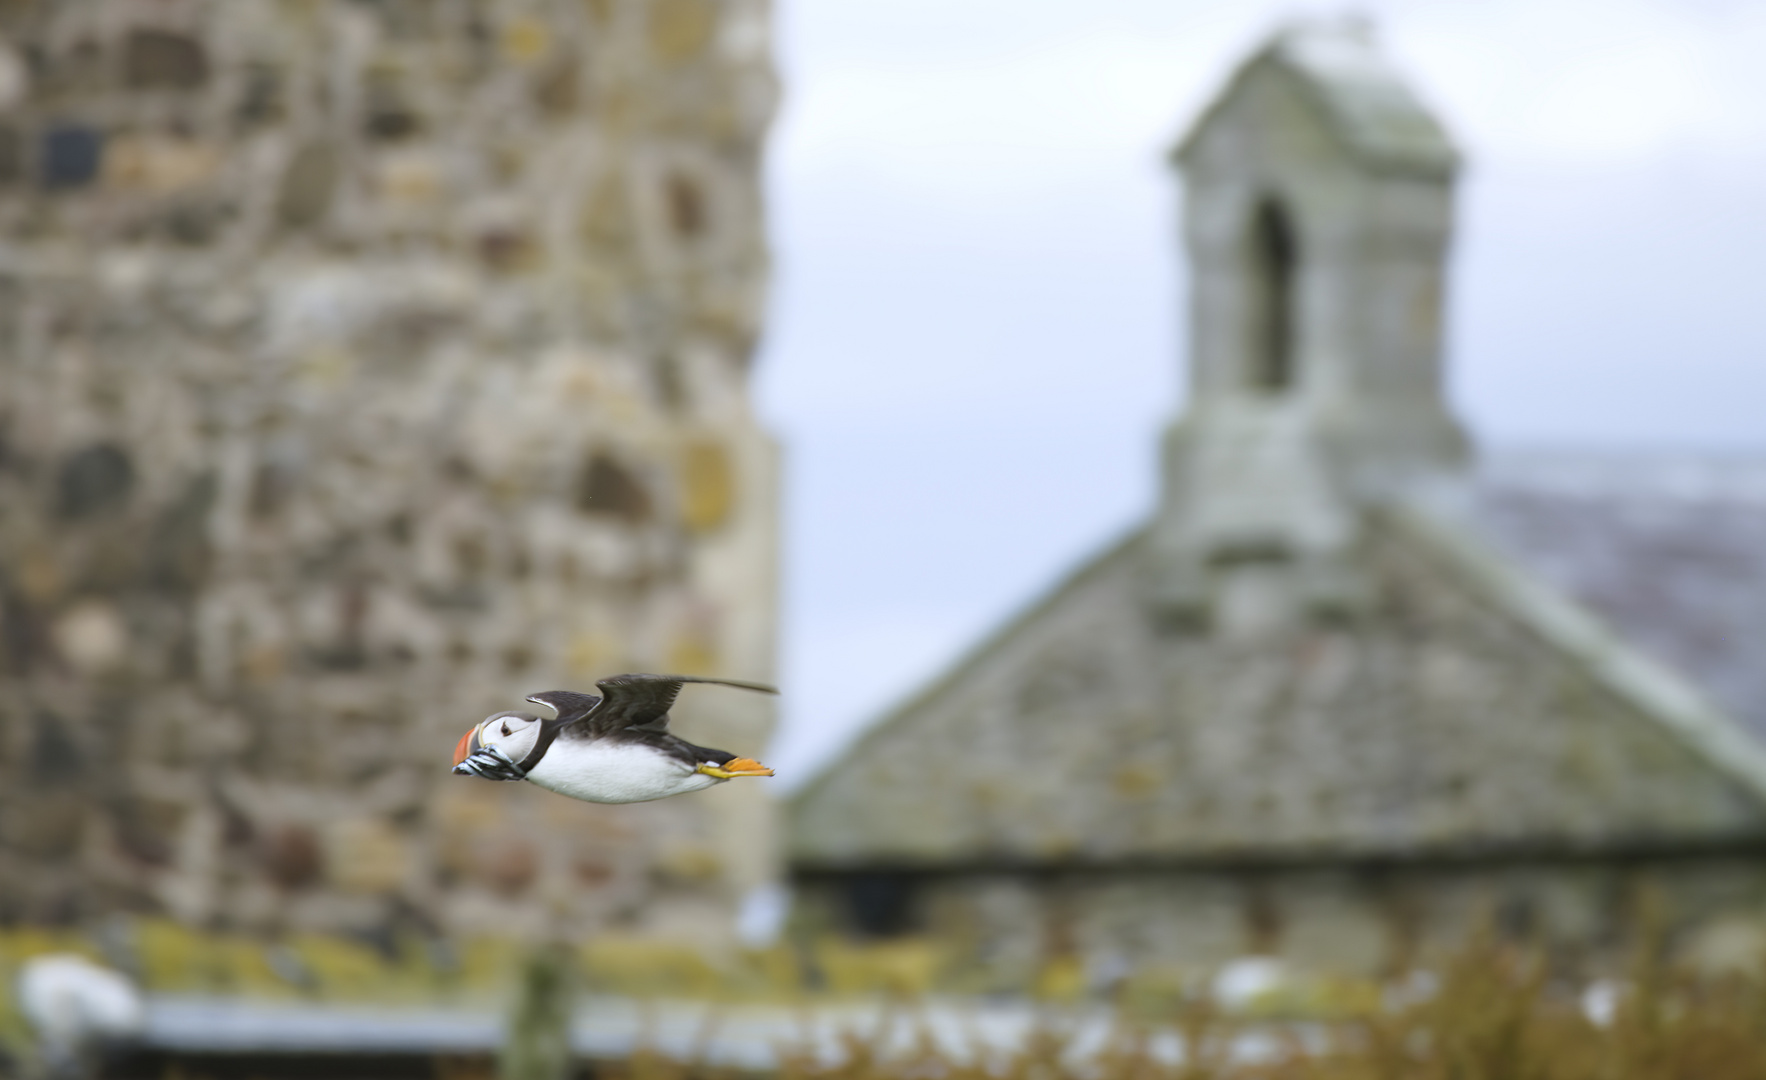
[3,921,1766,1078]
[598,935,1766,1080]
[0,921,818,1007]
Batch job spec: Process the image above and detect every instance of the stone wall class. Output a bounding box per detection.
[0,0,780,947]
[789,507,1766,981]
[795,855,1766,987]
[791,515,1766,866]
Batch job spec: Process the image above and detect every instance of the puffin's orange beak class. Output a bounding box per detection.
[695,757,775,779]
[452,726,478,767]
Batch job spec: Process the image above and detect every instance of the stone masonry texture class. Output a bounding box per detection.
[0,0,781,946]
[790,520,1766,867]
[789,514,1766,980]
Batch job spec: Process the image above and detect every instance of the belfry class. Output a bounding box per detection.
[1147,21,1468,624]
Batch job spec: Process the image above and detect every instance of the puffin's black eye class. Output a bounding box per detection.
[500,722,512,737]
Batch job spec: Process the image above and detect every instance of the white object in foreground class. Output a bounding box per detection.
[17,953,144,1071]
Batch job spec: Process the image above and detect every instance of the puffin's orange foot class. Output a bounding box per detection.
[696,757,775,779]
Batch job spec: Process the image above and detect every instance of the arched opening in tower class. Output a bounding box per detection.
[1247,197,1298,393]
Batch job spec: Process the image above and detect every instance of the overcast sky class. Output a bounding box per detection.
[751,0,1766,782]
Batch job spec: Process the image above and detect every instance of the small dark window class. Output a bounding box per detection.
[41,126,103,190]
[843,873,920,938]
[1247,197,1298,392]
[575,451,652,522]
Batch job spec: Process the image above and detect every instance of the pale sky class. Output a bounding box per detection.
[753,0,1766,782]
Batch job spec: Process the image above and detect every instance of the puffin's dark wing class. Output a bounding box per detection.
[525,690,603,725]
[585,673,778,737]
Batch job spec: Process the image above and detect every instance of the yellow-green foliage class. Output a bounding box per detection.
[5,921,1766,1079]
[0,921,817,1006]
[0,921,468,1005]
[814,937,945,997]
[1287,937,1766,1080]
[591,938,1766,1080]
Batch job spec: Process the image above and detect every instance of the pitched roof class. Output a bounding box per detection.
[789,497,1766,868]
[1171,20,1458,178]
[1472,451,1766,743]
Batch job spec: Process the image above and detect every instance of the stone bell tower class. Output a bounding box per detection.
[1147,20,1469,624]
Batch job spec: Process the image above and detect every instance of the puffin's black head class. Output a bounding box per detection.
[452,710,543,780]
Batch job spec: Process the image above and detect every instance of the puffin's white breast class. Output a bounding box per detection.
[523,739,721,804]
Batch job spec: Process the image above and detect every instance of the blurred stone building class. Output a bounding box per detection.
[0,0,780,947]
[790,23,1766,983]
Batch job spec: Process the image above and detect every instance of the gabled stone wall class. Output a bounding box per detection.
[0,0,779,946]
[791,515,1766,868]
[789,512,1766,976]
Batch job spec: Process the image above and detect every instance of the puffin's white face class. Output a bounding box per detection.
[474,711,541,760]
[452,710,542,779]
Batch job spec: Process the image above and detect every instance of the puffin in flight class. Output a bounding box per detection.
[451,673,776,803]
